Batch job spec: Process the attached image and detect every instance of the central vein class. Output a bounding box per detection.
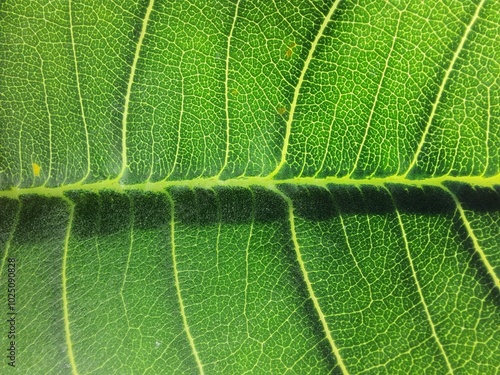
[1,175,498,199]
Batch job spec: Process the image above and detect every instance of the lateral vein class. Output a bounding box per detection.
[269,0,342,178]
[273,187,349,374]
[391,195,454,374]
[118,0,155,181]
[244,189,255,337]
[36,50,53,186]
[69,0,91,183]
[165,53,185,181]
[166,192,205,375]
[219,0,241,178]
[404,0,486,176]
[443,186,500,290]
[349,10,402,177]
[0,200,21,279]
[120,195,134,327]
[61,197,79,375]
[483,86,490,176]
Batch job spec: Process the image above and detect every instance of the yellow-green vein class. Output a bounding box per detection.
[338,210,373,303]
[2,175,499,199]
[119,194,134,328]
[404,0,486,177]
[269,0,342,178]
[483,86,490,176]
[443,185,500,290]
[164,53,185,182]
[0,200,20,280]
[244,188,255,337]
[214,189,223,276]
[219,0,241,178]
[166,191,205,375]
[273,187,349,374]
[118,0,155,181]
[61,196,79,375]
[69,0,91,183]
[349,8,402,178]
[391,194,454,374]
[35,49,53,186]
[313,96,339,178]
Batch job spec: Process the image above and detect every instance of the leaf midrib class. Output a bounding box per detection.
[1,174,498,199]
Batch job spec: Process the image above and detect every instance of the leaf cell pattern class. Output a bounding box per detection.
[0,0,499,373]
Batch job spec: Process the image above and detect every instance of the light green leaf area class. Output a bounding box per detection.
[0,0,499,374]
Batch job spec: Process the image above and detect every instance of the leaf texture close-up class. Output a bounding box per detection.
[0,0,499,373]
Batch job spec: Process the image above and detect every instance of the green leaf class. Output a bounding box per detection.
[0,0,499,373]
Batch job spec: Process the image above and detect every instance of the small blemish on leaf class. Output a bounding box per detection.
[231,88,239,96]
[285,42,297,58]
[32,163,41,177]
[277,106,287,115]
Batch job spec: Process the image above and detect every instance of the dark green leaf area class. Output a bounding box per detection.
[68,190,173,238]
[170,186,287,225]
[14,195,69,245]
[447,183,500,212]
[0,198,19,248]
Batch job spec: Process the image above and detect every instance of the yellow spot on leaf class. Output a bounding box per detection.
[231,88,239,96]
[285,42,297,58]
[32,163,41,177]
[277,106,287,115]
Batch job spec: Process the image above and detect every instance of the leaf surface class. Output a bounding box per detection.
[0,0,499,373]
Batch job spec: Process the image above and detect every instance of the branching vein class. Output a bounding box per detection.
[350,10,402,177]
[244,189,255,337]
[219,0,241,178]
[0,201,20,279]
[69,0,91,183]
[391,195,454,374]
[273,187,349,374]
[61,197,79,375]
[443,185,500,290]
[166,192,205,375]
[118,0,155,181]
[269,0,342,178]
[404,0,486,176]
